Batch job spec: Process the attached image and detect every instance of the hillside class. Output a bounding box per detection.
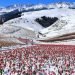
[0,2,75,47]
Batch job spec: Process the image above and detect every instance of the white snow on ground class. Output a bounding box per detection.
[0,25,21,34]
[5,8,75,33]
[40,8,75,35]
[0,3,75,45]
[36,8,75,44]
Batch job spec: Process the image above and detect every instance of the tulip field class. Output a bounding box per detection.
[0,44,75,75]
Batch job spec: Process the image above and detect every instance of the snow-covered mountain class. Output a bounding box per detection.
[0,2,75,47]
[4,2,75,9]
[0,2,75,13]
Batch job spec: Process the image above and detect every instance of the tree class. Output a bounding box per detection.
[35,16,58,27]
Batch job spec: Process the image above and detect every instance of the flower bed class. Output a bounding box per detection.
[0,44,75,75]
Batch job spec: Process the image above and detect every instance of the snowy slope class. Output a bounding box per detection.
[4,8,61,31]
[4,8,75,37]
[40,9,75,38]
[0,2,75,45]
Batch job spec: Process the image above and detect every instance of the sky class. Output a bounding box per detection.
[0,0,75,7]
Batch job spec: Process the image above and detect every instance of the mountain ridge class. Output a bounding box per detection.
[1,2,75,11]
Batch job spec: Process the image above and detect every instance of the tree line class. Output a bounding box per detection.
[35,16,58,27]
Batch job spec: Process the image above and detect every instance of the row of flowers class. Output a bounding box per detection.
[0,44,75,75]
